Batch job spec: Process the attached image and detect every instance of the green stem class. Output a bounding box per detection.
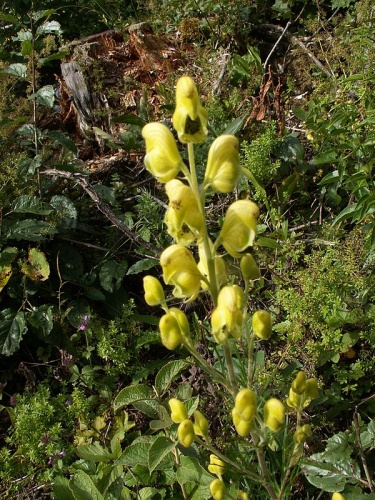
[187,142,219,305]
[222,340,238,394]
[184,343,234,396]
[251,431,278,500]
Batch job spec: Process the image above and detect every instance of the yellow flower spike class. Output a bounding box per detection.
[293,424,312,444]
[143,275,165,306]
[264,398,285,432]
[208,454,225,477]
[291,371,307,395]
[164,179,204,245]
[177,419,195,448]
[232,408,253,437]
[142,123,184,182]
[193,410,209,438]
[252,310,272,340]
[210,478,226,500]
[172,76,208,144]
[169,398,188,423]
[204,135,240,193]
[305,378,319,400]
[332,493,345,500]
[240,253,261,281]
[160,244,202,301]
[197,241,227,290]
[218,200,259,257]
[286,388,302,410]
[159,308,191,350]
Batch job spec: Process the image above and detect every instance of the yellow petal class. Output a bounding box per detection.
[264,398,285,432]
[143,275,165,306]
[219,200,259,257]
[204,135,240,193]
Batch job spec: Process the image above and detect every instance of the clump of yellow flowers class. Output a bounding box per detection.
[142,76,320,500]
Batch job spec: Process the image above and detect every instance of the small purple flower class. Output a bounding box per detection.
[59,450,67,457]
[78,314,89,331]
[64,400,72,406]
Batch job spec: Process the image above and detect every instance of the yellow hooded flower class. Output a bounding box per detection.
[193,410,209,438]
[208,454,225,477]
[159,307,191,350]
[169,398,188,423]
[252,310,272,340]
[218,200,259,257]
[172,76,208,143]
[210,479,226,500]
[291,371,307,395]
[177,419,195,447]
[264,398,285,432]
[240,253,261,281]
[164,179,204,245]
[143,275,165,306]
[160,245,202,301]
[293,424,312,444]
[232,388,257,437]
[142,123,184,182]
[211,285,244,343]
[204,135,240,193]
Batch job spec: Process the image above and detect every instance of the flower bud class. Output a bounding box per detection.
[169,398,188,423]
[143,275,165,306]
[252,310,272,340]
[211,285,244,343]
[172,76,208,143]
[204,135,240,193]
[291,371,307,395]
[210,479,226,500]
[164,179,204,245]
[208,454,225,477]
[240,254,261,281]
[218,200,259,257]
[305,378,319,400]
[177,419,195,448]
[293,424,312,444]
[142,123,183,182]
[264,398,285,432]
[332,493,345,500]
[159,308,190,350]
[160,245,202,301]
[193,410,209,438]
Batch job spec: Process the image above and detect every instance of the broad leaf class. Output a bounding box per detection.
[69,470,105,500]
[7,219,58,241]
[126,258,158,275]
[76,442,114,462]
[1,63,27,78]
[114,384,154,411]
[12,195,53,215]
[148,436,176,474]
[21,248,50,281]
[155,360,190,396]
[99,260,128,292]
[28,305,54,336]
[36,20,62,36]
[46,130,78,154]
[0,309,27,355]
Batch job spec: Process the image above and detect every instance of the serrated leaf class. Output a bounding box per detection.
[133,399,164,419]
[1,63,27,78]
[28,305,54,336]
[22,248,50,281]
[148,436,176,474]
[126,258,158,275]
[46,130,78,154]
[112,114,147,126]
[99,260,127,292]
[138,487,160,500]
[39,50,69,65]
[52,476,76,500]
[36,20,62,36]
[155,360,190,396]
[50,195,78,227]
[12,195,53,215]
[7,219,57,241]
[31,85,54,108]
[176,455,213,486]
[76,442,114,462]
[70,470,105,500]
[0,309,27,356]
[114,384,154,411]
[116,442,149,467]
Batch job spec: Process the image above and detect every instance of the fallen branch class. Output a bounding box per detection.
[42,169,160,256]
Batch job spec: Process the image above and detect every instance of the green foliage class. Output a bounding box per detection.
[275,229,375,393]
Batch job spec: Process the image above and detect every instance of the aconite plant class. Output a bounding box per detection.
[142,76,320,500]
